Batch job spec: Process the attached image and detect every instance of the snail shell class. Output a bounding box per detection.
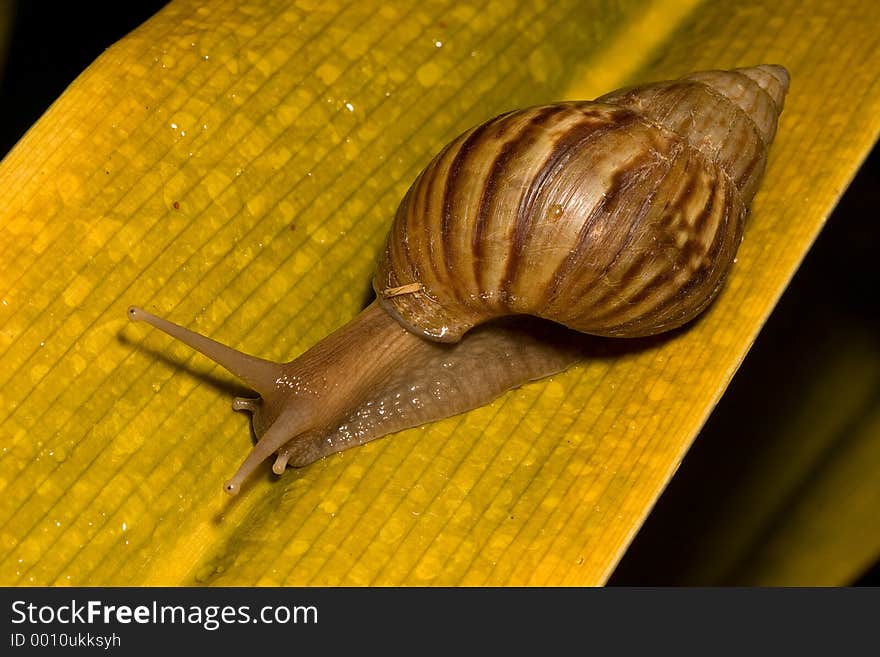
[129,65,789,494]
[376,65,788,341]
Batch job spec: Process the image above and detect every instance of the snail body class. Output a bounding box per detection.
[129,65,789,495]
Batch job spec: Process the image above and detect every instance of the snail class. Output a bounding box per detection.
[128,64,789,496]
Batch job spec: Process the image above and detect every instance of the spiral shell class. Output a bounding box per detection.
[374,65,789,342]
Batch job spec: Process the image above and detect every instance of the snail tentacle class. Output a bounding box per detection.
[127,306,280,396]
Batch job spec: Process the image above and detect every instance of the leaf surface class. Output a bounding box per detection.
[0,0,878,585]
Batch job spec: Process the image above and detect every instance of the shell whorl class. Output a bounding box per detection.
[374,65,789,342]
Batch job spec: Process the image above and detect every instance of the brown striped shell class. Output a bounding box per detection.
[374,65,789,342]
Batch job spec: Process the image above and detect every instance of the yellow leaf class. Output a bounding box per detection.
[1,0,878,586]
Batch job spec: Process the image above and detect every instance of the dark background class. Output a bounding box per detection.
[1,1,876,586]
[0,1,168,155]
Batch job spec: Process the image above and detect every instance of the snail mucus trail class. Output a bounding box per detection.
[129,65,789,496]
